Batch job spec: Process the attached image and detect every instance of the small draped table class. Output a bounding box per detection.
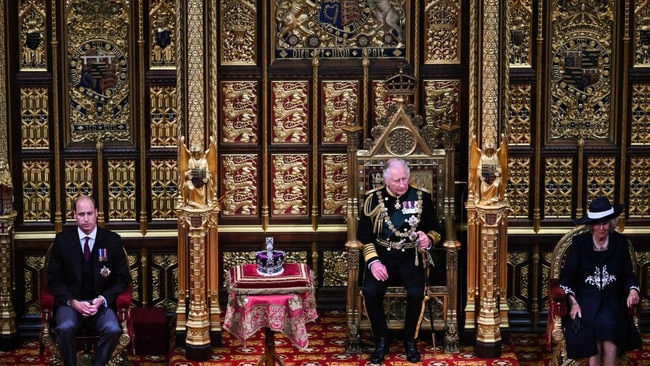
[223,263,318,366]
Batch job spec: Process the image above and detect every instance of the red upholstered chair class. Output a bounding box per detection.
[39,245,134,366]
[546,226,640,366]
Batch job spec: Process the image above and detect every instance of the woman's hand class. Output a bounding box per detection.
[627,289,640,308]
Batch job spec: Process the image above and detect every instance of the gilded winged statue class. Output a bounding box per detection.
[469,136,507,205]
[178,136,217,208]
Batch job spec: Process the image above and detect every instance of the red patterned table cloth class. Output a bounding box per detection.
[223,263,318,350]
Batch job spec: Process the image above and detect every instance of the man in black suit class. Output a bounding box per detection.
[46,195,130,366]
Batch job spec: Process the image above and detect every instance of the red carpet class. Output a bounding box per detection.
[1,310,648,365]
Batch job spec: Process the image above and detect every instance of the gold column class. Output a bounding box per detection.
[0,212,17,350]
[475,204,507,357]
[342,96,363,354]
[177,207,216,361]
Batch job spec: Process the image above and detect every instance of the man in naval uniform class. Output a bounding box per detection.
[358,158,441,363]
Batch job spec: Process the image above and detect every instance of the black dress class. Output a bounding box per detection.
[559,231,642,359]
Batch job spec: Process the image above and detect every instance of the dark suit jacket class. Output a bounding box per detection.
[46,227,130,310]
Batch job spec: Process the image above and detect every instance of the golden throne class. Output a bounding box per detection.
[547,225,640,366]
[343,70,461,353]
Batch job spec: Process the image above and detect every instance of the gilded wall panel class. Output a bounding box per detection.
[372,80,398,126]
[150,86,178,148]
[629,157,650,218]
[220,0,256,65]
[585,156,616,204]
[549,1,614,141]
[508,0,532,67]
[423,80,460,128]
[424,0,461,64]
[23,255,46,315]
[322,154,347,216]
[271,154,308,216]
[19,0,47,70]
[634,1,650,66]
[22,160,51,222]
[272,81,309,144]
[631,83,650,145]
[507,157,530,218]
[543,157,573,218]
[20,87,49,150]
[507,252,529,311]
[150,159,178,220]
[66,0,132,143]
[221,81,258,144]
[64,160,93,220]
[507,84,531,146]
[272,0,408,60]
[107,159,136,221]
[149,0,176,69]
[220,154,258,216]
[150,253,178,311]
[322,250,347,286]
[322,81,359,143]
[126,251,141,303]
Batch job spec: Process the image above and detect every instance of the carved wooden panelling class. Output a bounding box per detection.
[20,88,49,149]
[424,0,461,64]
[507,84,532,146]
[322,250,347,287]
[544,157,573,218]
[271,81,309,144]
[321,154,347,216]
[423,80,460,129]
[220,0,256,65]
[631,83,650,145]
[19,0,47,70]
[107,159,136,221]
[220,154,258,216]
[22,160,51,222]
[271,154,309,216]
[150,252,178,311]
[508,0,532,67]
[634,1,650,66]
[64,160,93,220]
[585,156,616,204]
[150,159,178,220]
[507,157,530,218]
[507,251,529,311]
[629,157,650,218]
[149,0,176,69]
[322,81,358,143]
[150,86,178,148]
[221,81,258,144]
[24,254,46,315]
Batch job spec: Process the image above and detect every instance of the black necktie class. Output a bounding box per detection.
[83,236,90,261]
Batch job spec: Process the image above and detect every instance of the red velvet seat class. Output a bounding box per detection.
[39,245,134,366]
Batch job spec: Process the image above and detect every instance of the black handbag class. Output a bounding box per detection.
[572,315,583,334]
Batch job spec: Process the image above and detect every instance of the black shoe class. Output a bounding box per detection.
[370,337,389,364]
[404,340,421,363]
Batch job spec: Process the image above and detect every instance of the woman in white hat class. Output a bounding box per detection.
[559,196,642,366]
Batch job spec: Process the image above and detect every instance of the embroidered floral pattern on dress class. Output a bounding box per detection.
[585,265,616,290]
